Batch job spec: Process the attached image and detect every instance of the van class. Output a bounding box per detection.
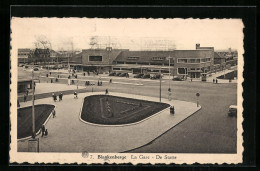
[228,105,237,117]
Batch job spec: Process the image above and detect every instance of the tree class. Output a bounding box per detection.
[34,35,52,49]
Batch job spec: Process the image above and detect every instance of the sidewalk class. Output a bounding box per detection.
[17,92,201,153]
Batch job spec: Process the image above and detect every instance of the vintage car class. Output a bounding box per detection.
[109,72,116,76]
[115,73,122,76]
[150,74,161,80]
[134,73,144,78]
[172,76,184,81]
[142,74,150,79]
[228,105,237,117]
[119,73,127,77]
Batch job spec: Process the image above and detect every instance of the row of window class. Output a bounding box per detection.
[177,58,211,63]
[127,56,166,61]
[116,61,174,66]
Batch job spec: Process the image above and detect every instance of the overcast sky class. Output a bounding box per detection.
[11,18,244,51]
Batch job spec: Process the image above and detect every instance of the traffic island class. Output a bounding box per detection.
[18,104,55,139]
[81,95,170,125]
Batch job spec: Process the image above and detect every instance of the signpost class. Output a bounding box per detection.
[196,92,200,107]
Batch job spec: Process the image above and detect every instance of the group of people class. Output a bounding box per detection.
[97,80,103,86]
[52,93,63,102]
[41,124,48,137]
[213,78,218,84]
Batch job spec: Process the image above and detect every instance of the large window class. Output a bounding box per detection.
[178,58,200,63]
[89,56,102,62]
[152,57,166,61]
[177,59,188,63]
[127,56,139,60]
[177,68,187,75]
[188,59,200,63]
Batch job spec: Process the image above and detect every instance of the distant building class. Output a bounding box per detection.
[18,49,32,63]
[214,52,226,65]
[32,48,51,64]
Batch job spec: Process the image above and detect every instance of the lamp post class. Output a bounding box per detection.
[168,56,173,90]
[31,62,35,139]
[159,66,162,102]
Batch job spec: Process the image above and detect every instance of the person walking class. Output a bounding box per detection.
[59,93,63,101]
[52,93,55,102]
[52,93,57,102]
[213,78,215,84]
[105,89,108,95]
[216,79,218,84]
[52,109,56,118]
[74,91,78,99]
[41,125,45,137]
[44,129,48,137]
[23,94,27,102]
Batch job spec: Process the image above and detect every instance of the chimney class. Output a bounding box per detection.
[196,44,200,49]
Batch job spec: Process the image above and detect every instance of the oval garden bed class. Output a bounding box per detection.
[81,95,170,125]
[18,104,55,139]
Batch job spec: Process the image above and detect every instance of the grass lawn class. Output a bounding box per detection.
[81,95,170,125]
[18,104,55,139]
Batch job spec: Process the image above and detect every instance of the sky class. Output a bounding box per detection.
[11,18,244,51]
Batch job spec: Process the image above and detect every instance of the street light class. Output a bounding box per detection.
[31,61,35,139]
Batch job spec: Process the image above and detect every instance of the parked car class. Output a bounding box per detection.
[109,72,116,76]
[142,74,150,79]
[150,74,161,80]
[119,73,127,77]
[116,73,122,76]
[172,76,184,81]
[228,105,237,117]
[134,73,144,78]
[33,68,39,71]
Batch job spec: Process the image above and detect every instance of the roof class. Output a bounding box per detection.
[18,49,32,53]
[214,52,225,59]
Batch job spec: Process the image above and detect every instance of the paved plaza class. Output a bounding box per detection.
[18,92,200,152]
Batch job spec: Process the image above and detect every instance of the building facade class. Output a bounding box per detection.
[18,49,32,63]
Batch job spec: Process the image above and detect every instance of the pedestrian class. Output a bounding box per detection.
[191,78,193,82]
[110,79,112,83]
[216,79,218,84]
[98,80,100,86]
[17,100,20,108]
[44,129,48,137]
[50,72,51,75]
[51,79,53,83]
[23,94,27,102]
[41,125,45,137]
[100,81,102,86]
[52,93,55,101]
[26,89,29,96]
[54,94,57,101]
[59,93,63,101]
[105,89,108,95]
[52,110,56,118]
[213,78,215,83]
[83,72,85,76]
[74,91,78,99]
